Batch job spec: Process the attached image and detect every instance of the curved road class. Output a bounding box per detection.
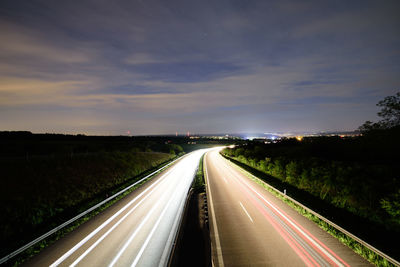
[25,149,207,267]
[205,149,371,266]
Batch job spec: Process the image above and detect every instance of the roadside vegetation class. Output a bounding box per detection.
[193,155,205,193]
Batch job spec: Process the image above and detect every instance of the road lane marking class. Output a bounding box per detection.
[50,167,175,267]
[222,177,228,183]
[239,201,253,223]
[205,153,225,267]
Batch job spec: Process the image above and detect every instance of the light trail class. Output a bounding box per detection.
[130,185,176,267]
[50,167,175,267]
[70,181,164,266]
[108,185,170,267]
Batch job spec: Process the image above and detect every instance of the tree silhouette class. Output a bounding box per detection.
[377,92,400,128]
[359,91,400,132]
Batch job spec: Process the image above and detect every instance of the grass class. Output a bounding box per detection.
[222,154,397,267]
[193,155,205,193]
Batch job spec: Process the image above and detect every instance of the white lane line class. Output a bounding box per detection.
[50,167,174,267]
[108,187,170,267]
[222,177,228,183]
[205,153,225,267]
[69,174,171,267]
[239,201,253,223]
[131,185,176,266]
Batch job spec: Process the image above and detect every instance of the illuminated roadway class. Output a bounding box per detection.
[205,149,371,266]
[26,149,207,267]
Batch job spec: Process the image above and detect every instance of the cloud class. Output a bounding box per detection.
[126,61,245,83]
[0,20,94,65]
[0,0,399,134]
[0,77,89,105]
[124,53,164,65]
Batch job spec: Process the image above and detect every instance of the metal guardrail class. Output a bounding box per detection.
[224,156,400,267]
[0,156,182,265]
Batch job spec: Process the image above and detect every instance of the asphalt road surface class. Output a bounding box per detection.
[26,149,207,267]
[205,149,371,267]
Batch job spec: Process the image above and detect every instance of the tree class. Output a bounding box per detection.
[286,161,299,185]
[359,91,400,131]
[377,92,400,128]
[358,120,383,132]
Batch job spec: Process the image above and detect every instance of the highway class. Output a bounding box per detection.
[26,149,207,267]
[205,149,371,266]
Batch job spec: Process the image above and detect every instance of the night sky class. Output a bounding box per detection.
[1,0,399,135]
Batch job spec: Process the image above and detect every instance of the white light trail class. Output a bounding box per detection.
[69,174,171,267]
[50,167,174,267]
[131,187,176,266]
[108,187,171,267]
